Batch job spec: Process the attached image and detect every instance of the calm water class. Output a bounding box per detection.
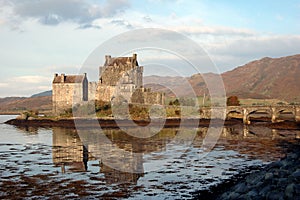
[0,115,299,199]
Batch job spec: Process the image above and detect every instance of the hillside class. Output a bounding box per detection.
[0,96,52,113]
[144,73,222,97]
[222,54,300,101]
[31,90,52,97]
[146,54,300,102]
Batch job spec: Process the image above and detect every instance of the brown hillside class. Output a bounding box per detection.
[222,54,300,101]
[0,96,52,113]
[145,54,300,102]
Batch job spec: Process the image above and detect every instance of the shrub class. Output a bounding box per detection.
[227,96,240,106]
[169,99,180,106]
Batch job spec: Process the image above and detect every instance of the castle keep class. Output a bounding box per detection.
[52,54,164,114]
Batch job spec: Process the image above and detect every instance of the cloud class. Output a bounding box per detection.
[10,75,51,84]
[143,15,152,22]
[0,83,9,88]
[110,19,134,29]
[172,25,255,36]
[2,0,130,27]
[0,75,52,97]
[203,35,300,71]
[211,35,300,58]
[77,23,101,29]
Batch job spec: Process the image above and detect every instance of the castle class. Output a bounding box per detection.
[52,54,165,114]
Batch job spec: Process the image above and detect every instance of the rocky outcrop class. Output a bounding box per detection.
[216,143,300,200]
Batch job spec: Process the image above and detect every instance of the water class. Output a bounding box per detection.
[0,115,299,199]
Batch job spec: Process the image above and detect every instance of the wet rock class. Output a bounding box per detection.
[292,169,300,180]
[234,182,248,194]
[266,191,284,200]
[277,178,288,187]
[265,172,273,181]
[214,143,300,200]
[259,185,271,196]
[227,191,240,199]
[246,174,263,185]
[267,160,283,169]
[295,184,300,195]
[285,183,295,199]
[287,153,298,160]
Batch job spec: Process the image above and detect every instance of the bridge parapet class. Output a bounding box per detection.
[200,105,300,124]
[226,105,300,124]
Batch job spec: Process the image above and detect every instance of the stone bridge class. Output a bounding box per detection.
[226,105,300,124]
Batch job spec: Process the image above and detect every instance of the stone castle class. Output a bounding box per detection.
[52,54,164,114]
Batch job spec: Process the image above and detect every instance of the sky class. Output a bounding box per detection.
[0,0,300,97]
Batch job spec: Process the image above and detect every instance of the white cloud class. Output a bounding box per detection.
[0,83,8,88]
[202,35,300,71]
[0,75,52,97]
[210,35,300,57]
[172,25,255,36]
[10,75,51,84]
[1,0,130,27]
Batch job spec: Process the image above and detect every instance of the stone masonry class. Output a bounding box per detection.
[52,73,88,114]
[96,54,164,104]
[52,54,164,114]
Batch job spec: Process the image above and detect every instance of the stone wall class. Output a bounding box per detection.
[52,74,88,114]
[53,83,82,113]
[131,88,165,105]
[96,85,116,102]
[99,64,143,87]
[88,82,97,101]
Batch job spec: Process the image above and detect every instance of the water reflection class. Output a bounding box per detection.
[52,125,299,177]
[52,128,88,172]
[15,126,38,134]
[1,118,300,199]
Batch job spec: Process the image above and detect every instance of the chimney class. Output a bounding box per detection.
[132,53,137,61]
[132,53,137,67]
[61,74,65,83]
[105,55,111,65]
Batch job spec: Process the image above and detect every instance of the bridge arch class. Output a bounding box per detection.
[226,110,243,120]
[274,107,296,122]
[223,105,300,124]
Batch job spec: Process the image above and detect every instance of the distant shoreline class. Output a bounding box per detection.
[0,112,21,115]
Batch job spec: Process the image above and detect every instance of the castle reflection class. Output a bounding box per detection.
[52,125,300,184]
[52,127,178,184]
[52,128,88,172]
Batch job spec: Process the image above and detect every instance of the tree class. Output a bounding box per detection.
[227,96,240,106]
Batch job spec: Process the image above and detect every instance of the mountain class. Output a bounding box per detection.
[0,96,51,113]
[145,54,300,102]
[31,90,52,97]
[222,54,300,101]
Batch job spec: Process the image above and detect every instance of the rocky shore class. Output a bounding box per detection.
[4,117,240,129]
[194,142,300,199]
[5,117,300,130]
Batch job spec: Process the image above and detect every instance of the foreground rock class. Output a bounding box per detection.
[217,143,300,200]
